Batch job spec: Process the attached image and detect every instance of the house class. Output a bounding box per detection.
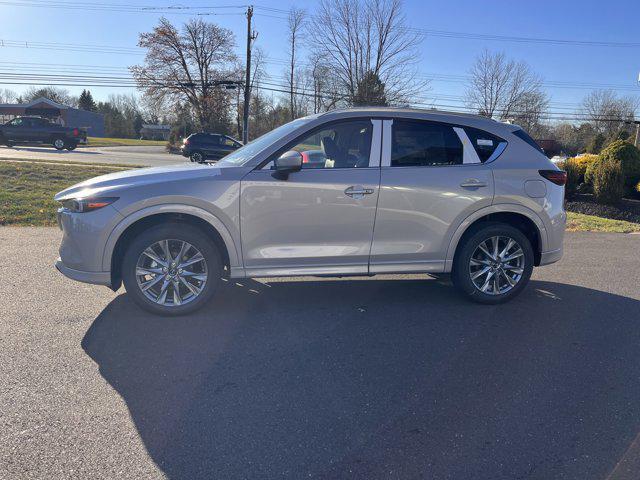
[0,97,105,137]
[140,124,171,140]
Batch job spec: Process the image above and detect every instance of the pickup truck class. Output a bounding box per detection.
[0,116,87,151]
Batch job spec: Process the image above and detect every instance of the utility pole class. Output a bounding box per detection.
[243,5,256,144]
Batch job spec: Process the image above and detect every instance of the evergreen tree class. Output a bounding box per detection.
[78,90,97,112]
[352,71,388,107]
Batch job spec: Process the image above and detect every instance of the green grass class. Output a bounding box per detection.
[566,212,640,233]
[84,137,166,147]
[0,160,135,226]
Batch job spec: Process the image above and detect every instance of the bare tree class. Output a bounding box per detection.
[581,89,638,139]
[286,7,306,120]
[24,86,76,106]
[466,50,547,122]
[309,0,425,106]
[0,88,17,103]
[131,18,238,132]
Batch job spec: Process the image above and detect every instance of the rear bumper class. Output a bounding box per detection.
[55,258,112,287]
[539,247,563,266]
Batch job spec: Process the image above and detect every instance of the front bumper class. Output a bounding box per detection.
[55,258,112,287]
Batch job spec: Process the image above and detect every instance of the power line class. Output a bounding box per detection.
[0,71,635,123]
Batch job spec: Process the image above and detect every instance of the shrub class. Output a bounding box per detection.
[598,140,640,195]
[584,141,640,196]
[563,158,582,198]
[592,158,624,204]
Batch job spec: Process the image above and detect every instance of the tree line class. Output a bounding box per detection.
[1,0,637,153]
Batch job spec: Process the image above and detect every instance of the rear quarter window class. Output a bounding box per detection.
[464,127,507,163]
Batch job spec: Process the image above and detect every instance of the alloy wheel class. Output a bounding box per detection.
[135,239,208,307]
[468,236,525,295]
[54,139,65,149]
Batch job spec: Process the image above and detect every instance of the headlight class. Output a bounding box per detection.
[60,197,119,213]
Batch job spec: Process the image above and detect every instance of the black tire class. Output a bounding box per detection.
[121,223,223,316]
[190,151,205,163]
[52,137,66,150]
[452,222,534,304]
[65,142,78,151]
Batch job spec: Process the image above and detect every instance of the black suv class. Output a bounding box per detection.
[181,133,242,163]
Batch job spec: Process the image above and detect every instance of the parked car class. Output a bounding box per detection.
[54,108,566,315]
[181,133,242,163]
[0,116,86,150]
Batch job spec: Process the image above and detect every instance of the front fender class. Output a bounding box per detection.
[101,203,241,272]
[444,203,548,271]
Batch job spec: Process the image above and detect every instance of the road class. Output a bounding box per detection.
[0,145,185,167]
[1,228,640,479]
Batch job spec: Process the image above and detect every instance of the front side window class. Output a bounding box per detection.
[217,117,314,167]
[277,120,373,169]
[8,118,24,127]
[222,137,238,147]
[391,120,463,167]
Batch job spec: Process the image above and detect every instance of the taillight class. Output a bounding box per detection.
[301,152,309,164]
[72,128,79,137]
[539,170,567,186]
[184,138,189,145]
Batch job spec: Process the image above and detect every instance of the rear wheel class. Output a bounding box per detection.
[65,142,78,151]
[52,137,66,150]
[452,223,534,304]
[121,224,222,315]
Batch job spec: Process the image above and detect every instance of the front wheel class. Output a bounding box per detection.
[121,223,223,315]
[189,151,204,163]
[65,142,78,151]
[452,223,534,304]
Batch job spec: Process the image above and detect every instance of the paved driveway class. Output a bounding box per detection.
[0,145,184,167]
[1,228,640,479]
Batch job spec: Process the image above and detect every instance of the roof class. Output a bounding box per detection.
[23,97,69,109]
[319,106,491,120]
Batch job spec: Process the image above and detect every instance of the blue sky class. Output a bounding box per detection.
[1,0,639,118]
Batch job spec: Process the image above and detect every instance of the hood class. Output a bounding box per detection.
[54,163,227,201]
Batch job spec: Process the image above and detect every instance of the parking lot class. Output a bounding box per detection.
[1,228,640,479]
[0,145,183,167]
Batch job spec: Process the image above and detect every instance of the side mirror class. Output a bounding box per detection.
[272,150,303,180]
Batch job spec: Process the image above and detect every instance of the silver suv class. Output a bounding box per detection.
[54,108,566,315]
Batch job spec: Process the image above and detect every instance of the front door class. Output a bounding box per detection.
[240,119,382,276]
[370,119,496,273]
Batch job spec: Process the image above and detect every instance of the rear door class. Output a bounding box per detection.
[370,119,497,273]
[240,118,382,276]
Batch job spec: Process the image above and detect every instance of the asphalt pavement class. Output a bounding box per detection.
[1,228,640,479]
[0,145,184,167]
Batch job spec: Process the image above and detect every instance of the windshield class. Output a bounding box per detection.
[217,117,314,166]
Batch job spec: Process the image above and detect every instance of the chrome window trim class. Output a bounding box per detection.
[486,141,508,163]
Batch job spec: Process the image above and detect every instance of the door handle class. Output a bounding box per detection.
[345,185,374,198]
[460,179,488,188]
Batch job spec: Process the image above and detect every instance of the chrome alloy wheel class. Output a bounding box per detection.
[135,239,208,307]
[54,138,65,149]
[191,152,203,163]
[469,236,525,295]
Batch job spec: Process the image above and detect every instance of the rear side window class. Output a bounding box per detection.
[391,120,463,167]
[464,127,506,163]
[513,129,544,154]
